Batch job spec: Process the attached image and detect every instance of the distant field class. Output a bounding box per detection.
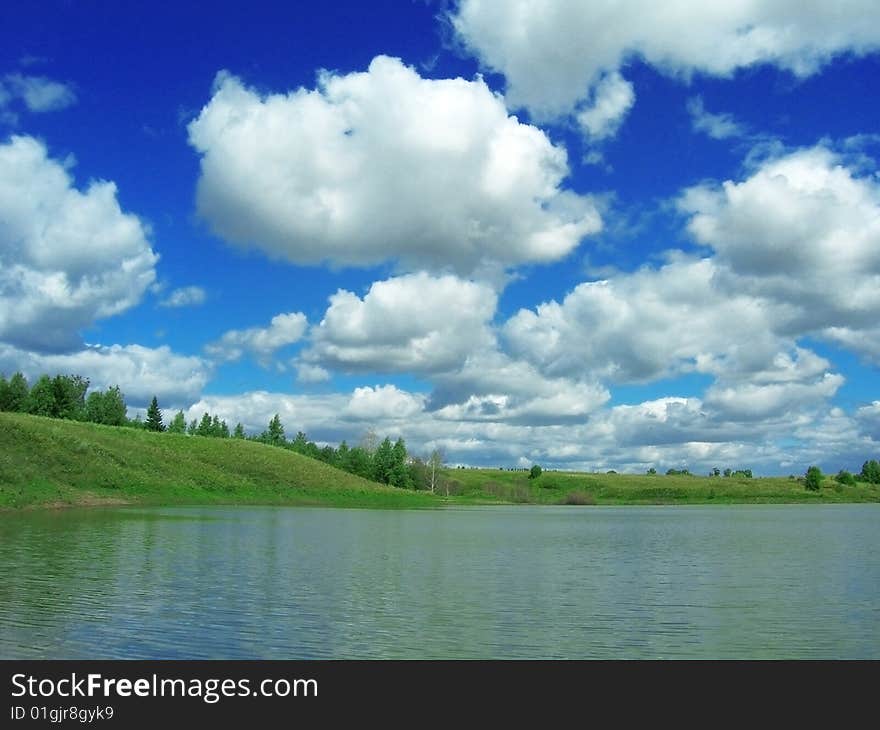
[1,412,877,511]
[440,466,880,505]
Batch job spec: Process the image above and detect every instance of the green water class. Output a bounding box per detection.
[1,504,878,658]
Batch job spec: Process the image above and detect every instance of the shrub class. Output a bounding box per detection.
[528,464,543,479]
[804,466,823,491]
[835,469,856,486]
[561,491,596,505]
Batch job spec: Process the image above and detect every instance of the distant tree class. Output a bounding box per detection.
[723,468,732,478]
[187,418,198,436]
[262,414,285,446]
[428,448,445,493]
[336,440,350,469]
[290,431,309,454]
[129,413,145,429]
[346,446,373,479]
[2,372,29,412]
[319,445,336,464]
[804,466,823,491]
[860,460,880,485]
[390,438,412,488]
[712,467,721,477]
[647,467,657,475]
[233,422,245,439]
[52,374,88,420]
[26,375,56,417]
[102,386,127,426]
[372,437,394,484]
[835,469,856,486]
[529,464,543,479]
[195,412,212,437]
[145,396,165,431]
[360,428,378,454]
[732,469,753,479]
[168,410,187,434]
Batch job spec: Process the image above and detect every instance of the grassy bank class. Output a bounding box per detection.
[2,413,878,511]
[0,412,436,510]
[441,466,880,505]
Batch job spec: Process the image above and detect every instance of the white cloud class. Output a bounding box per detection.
[303,272,497,373]
[503,256,782,383]
[576,72,634,141]
[0,342,210,409]
[686,96,746,140]
[188,56,601,273]
[0,136,158,352]
[1,73,77,112]
[345,385,425,421]
[159,285,206,308]
[680,145,880,335]
[295,362,331,384]
[205,312,308,365]
[451,0,880,120]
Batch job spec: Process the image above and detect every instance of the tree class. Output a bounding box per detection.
[712,467,721,477]
[647,467,657,475]
[187,418,198,436]
[26,375,56,417]
[372,437,394,484]
[102,386,127,426]
[529,464,543,479]
[390,438,411,488]
[2,372,29,412]
[52,374,88,420]
[428,448,445,494]
[196,412,213,437]
[145,396,165,431]
[262,414,285,446]
[860,459,880,485]
[233,422,246,439]
[804,466,822,491]
[835,469,856,486]
[168,410,187,434]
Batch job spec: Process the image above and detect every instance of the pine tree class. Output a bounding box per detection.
[233,422,245,439]
[196,412,212,436]
[262,414,285,446]
[145,396,165,431]
[390,438,411,488]
[372,437,394,484]
[187,419,198,435]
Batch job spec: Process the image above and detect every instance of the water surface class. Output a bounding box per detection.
[1,504,877,658]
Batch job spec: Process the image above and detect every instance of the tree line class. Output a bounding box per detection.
[4,371,879,493]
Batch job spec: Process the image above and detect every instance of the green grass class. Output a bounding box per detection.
[0,412,436,511]
[2,412,878,511]
[440,467,880,505]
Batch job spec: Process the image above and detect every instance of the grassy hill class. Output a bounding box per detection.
[439,466,880,505]
[0,412,436,510]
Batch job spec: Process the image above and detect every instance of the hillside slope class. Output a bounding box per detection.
[0,413,436,510]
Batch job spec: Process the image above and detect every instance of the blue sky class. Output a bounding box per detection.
[2,1,879,474]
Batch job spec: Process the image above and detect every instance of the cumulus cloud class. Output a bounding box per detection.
[0,136,158,352]
[680,145,880,335]
[686,96,746,140]
[503,256,784,383]
[159,285,206,308]
[205,312,308,365]
[451,0,880,121]
[0,73,77,112]
[295,363,331,384]
[0,343,210,409]
[576,72,634,141]
[303,272,497,374]
[188,56,600,273]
